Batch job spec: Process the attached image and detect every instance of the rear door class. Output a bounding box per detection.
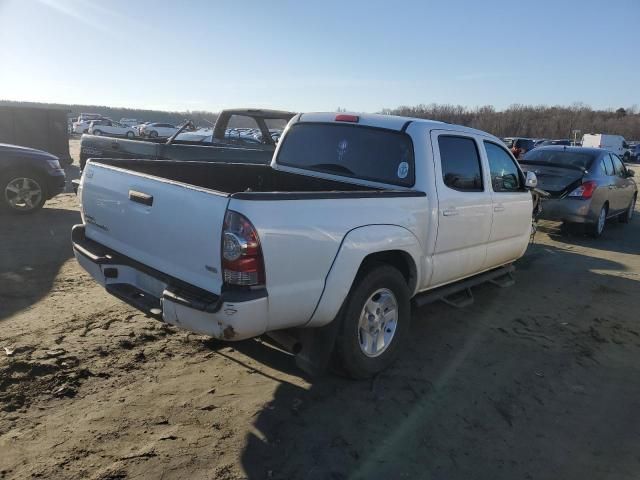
[429,131,492,287]
[481,140,532,267]
[610,154,634,212]
[81,162,229,294]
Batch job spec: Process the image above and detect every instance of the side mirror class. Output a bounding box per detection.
[627,169,635,177]
[525,171,538,189]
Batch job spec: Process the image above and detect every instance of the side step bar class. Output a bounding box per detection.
[413,265,515,309]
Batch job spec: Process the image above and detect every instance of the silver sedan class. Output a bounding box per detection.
[520,146,637,237]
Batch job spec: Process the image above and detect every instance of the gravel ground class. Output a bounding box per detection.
[1,140,639,479]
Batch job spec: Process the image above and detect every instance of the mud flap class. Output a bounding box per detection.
[294,319,341,377]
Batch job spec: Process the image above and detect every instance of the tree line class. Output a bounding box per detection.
[380,103,640,141]
[0,100,220,126]
[3,100,639,140]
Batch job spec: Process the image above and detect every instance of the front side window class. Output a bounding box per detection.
[484,141,522,192]
[438,135,483,191]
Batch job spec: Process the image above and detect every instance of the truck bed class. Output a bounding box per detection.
[90,158,404,197]
[79,134,274,170]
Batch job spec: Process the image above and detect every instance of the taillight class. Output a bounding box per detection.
[222,210,265,286]
[568,180,597,199]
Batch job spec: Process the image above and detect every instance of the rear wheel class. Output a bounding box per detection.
[589,204,608,237]
[93,129,102,136]
[149,130,158,138]
[1,170,47,214]
[332,263,410,379]
[619,195,636,224]
[126,131,135,139]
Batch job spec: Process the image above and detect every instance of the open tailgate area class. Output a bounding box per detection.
[80,161,229,295]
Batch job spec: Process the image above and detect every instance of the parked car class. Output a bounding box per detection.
[73,117,110,134]
[79,109,296,170]
[503,137,535,158]
[581,134,630,160]
[88,119,136,138]
[119,118,139,127]
[533,139,548,148]
[76,113,103,123]
[0,143,66,214]
[630,144,640,162]
[520,146,637,236]
[73,112,538,378]
[538,139,572,147]
[139,122,179,138]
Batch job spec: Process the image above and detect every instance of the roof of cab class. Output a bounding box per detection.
[296,112,498,140]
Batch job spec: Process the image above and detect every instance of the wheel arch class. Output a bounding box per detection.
[306,224,424,328]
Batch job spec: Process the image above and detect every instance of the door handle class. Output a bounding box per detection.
[494,204,505,212]
[442,208,458,216]
[129,190,153,206]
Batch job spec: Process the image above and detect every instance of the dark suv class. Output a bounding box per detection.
[503,137,535,159]
[0,143,66,214]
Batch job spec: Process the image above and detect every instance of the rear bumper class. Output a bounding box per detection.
[539,198,596,224]
[71,224,268,340]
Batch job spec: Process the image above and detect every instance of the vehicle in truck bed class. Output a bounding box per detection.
[72,112,538,378]
[79,108,296,170]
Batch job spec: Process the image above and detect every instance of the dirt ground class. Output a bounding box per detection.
[1,140,639,479]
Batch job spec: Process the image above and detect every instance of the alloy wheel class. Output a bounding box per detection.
[357,288,398,357]
[4,177,43,211]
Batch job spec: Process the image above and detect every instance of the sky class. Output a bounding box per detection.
[0,0,638,113]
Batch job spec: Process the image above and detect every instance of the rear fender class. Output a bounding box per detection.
[306,224,424,327]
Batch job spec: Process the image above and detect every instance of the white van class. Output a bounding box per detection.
[582,134,630,160]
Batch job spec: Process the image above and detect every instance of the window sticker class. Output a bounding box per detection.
[337,139,349,162]
[397,161,409,179]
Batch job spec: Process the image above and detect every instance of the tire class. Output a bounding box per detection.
[93,130,102,136]
[149,130,158,138]
[1,170,47,214]
[619,195,636,224]
[332,263,411,379]
[589,204,608,237]
[126,131,135,139]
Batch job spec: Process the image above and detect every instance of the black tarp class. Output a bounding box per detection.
[0,106,71,163]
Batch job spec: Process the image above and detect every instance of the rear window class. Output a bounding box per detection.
[522,149,596,170]
[277,123,415,187]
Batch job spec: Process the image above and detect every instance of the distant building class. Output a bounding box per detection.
[0,105,72,164]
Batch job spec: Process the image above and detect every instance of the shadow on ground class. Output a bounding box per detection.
[536,202,639,256]
[235,243,640,480]
[0,206,80,321]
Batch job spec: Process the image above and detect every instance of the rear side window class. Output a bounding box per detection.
[611,154,625,176]
[277,123,415,187]
[438,136,483,191]
[603,154,615,175]
[484,141,522,191]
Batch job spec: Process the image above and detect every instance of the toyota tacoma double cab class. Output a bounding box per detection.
[72,112,537,378]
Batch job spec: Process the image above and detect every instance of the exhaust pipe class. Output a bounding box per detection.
[265,330,302,355]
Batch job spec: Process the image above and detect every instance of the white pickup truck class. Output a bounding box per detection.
[72,112,538,378]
